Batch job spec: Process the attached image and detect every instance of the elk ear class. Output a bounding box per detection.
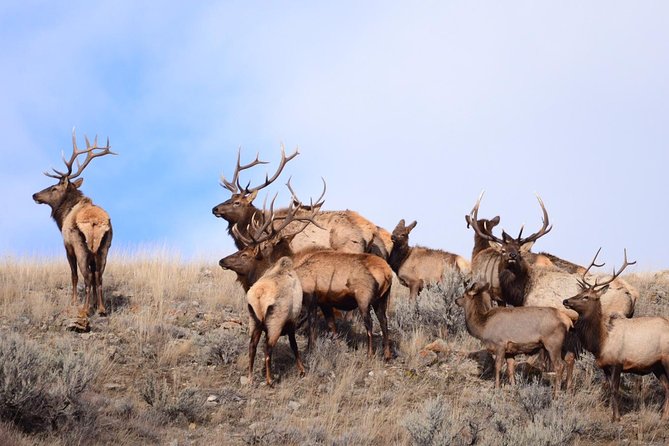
[71,178,84,189]
[480,282,491,292]
[520,241,534,253]
[397,219,406,228]
[246,189,259,202]
[490,216,500,226]
[488,241,502,252]
[465,215,472,228]
[595,285,609,296]
[406,221,417,232]
[455,296,464,307]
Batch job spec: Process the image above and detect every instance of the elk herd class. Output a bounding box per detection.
[32,133,669,422]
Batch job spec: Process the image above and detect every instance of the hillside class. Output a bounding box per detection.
[1,254,668,445]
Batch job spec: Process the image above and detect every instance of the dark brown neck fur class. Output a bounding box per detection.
[572,302,606,358]
[498,260,529,307]
[51,188,87,231]
[388,240,411,273]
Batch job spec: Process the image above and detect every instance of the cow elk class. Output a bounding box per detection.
[467,193,637,320]
[212,147,392,258]
[456,281,574,397]
[563,249,669,421]
[220,200,393,360]
[388,219,469,300]
[246,256,305,385]
[32,130,115,318]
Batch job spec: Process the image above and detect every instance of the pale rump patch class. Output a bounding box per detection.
[75,204,111,253]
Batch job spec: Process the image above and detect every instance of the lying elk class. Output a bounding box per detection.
[246,256,305,385]
[389,219,469,300]
[563,249,669,421]
[456,282,573,397]
[220,200,393,360]
[212,147,392,258]
[33,130,115,317]
[467,193,637,320]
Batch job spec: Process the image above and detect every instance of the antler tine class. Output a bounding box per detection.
[245,145,299,194]
[518,194,553,245]
[220,148,269,193]
[231,223,255,247]
[468,191,504,244]
[286,177,326,211]
[578,248,636,291]
[578,247,605,289]
[68,132,114,180]
[597,248,636,290]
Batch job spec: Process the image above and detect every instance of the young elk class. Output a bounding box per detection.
[212,147,392,258]
[388,219,469,300]
[456,281,574,397]
[467,193,637,320]
[33,130,115,317]
[563,250,669,421]
[220,199,393,360]
[247,256,305,385]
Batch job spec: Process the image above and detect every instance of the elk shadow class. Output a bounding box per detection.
[102,285,133,314]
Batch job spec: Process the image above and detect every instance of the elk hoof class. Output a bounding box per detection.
[97,310,108,317]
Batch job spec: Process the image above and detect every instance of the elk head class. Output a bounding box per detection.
[33,129,115,208]
[212,146,299,224]
[467,192,552,273]
[455,281,491,307]
[391,219,417,247]
[563,248,635,314]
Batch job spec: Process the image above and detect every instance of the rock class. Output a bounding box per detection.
[66,317,90,333]
[287,401,301,410]
[207,395,219,403]
[188,422,196,431]
[424,339,450,353]
[417,349,438,367]
[104,383,124,391]
[240,376,250,386]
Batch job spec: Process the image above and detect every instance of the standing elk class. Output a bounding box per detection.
[456,281,573,397]
[246,256,305,386]
[563,249,669,421]
[32,130,115,317]
[212,147,392,258]
[467,193,637,320]
[388,219,469,300]
[220,198,393,360]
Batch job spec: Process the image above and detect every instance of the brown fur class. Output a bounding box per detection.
[33,178,112,316]
[564,290,669,421]
[246,257,305,385]
[389,219,469,299]
[457,282,573,397]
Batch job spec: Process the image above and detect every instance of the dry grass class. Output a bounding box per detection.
[1,254,668,445]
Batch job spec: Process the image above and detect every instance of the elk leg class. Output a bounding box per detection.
[654,359,669,419]
[65,247,78,306]
[320,306,338,336]
[506,356,516,386]
[248,324,262,383]
[264,331,280,387]
[408,281,421,300]
[546,347,565,399]
[358,305,374,358]
[305,293,318,351]
[494,347,505,389]
[564,351,575,392]
[372,298,391,361]
[287,325,305,377]
[95,251,108,316]
[606,365,623,422]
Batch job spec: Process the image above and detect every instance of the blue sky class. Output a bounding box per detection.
[1,1,668,271]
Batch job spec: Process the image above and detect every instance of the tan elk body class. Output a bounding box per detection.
[563,250,669,421]
[456,282,573,397]
[467,194,637,320]
[388,219,469,299]
[246,257,305,385]
[32,131,115,317]
[212,148,392,258]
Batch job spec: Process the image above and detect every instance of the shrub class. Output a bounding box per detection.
[140,375,206,425]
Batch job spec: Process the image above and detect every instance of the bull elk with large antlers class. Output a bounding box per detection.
[212,147,392,258]
[563,250,669,421]
[33,130,116,318]
[220,195,393,360]
[467,193,637,320]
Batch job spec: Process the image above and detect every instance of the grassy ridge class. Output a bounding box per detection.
[0,254,668,445]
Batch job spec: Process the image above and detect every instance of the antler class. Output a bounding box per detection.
[517,194,552,245]
[468,191,504,245]
[220,145,299,194]
[44,128,116,180]
[577,248,636,291]
[286,177,326,211]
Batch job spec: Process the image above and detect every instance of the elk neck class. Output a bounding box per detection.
[572,300,607,358]
[388,239,411,273]
[51,188,88,231]
[498,258,529,307]
[461,295,491,339]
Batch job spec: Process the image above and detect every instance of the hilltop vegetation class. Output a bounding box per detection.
[1,254,668,445]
